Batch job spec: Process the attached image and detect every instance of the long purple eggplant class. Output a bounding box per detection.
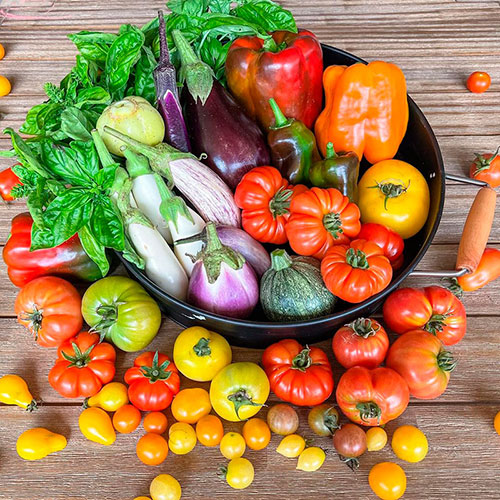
[154,12,190,152]
[172,30,270,190]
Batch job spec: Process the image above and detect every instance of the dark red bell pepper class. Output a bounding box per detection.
[225,30,323,130]
[3,212,103,287]
[0,166,22,202]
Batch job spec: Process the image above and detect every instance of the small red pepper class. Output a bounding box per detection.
[0,166,22,201]
[3,213,103,287]
[225,30,323,130]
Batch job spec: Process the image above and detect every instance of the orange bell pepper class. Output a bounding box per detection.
[314,62,408,164]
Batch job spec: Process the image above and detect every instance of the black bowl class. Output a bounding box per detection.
[118,44,445,348]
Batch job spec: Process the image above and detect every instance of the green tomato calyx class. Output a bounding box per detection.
[62,342,94,369]
[437,350,457,372]
[291,347,313,372]
[323,212,344,239]
[369,179,410,210]
[269,186,294,218]
[347,318,380,338]
[473,146,500,175]
[141,351,173,383]
[346,248,369,269]
[227,389,262,420]
[356,401,381,424]
[193,337,211,357]
[20,305,44,340]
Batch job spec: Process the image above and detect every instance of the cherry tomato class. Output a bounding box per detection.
[171,388,212,424]
[369,462,407,500]
[366,427,387,452]
[136,433,168,466]
[242,417,271,450]
[267,403,299,436]
[224,457,254,490]
[143,412,168,434]
[195,415,223,447]
[168,422,197,455]
[0,75,11,97]
[276,434,306,458]
[296,447,326,471]
[333,423,367,469]
[391,425,428,463]
[113,404,141,434]
[0,43,5,60]
[469,152,500,188]
[149,474,182,500]
[220,432,246,459]
[308,404,340,437]
[494,412,500,435]
[467,71,491,93]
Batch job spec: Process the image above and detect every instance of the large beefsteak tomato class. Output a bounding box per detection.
[358,223,404,269]
[262,339,333,406]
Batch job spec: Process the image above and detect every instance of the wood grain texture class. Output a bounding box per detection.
[0,0,500,499]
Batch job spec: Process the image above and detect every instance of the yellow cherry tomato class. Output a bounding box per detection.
[391,425,428,463]
[196,414,224,447]
[296,447,326,471]
[0,374,37,411]
[171,388,212,424]
[242,417,271,451]
[173,326,232,382]
[0,43,5,60]
[220,432,246,459]
[210,362,270,422]
[369,462,407,500]
[168,422,197,455]
[494,411,500,435]
[366,427,388,452]
[150,474,182,500]
[79,407,116,446]
[0,75,11,97]
[84,382,128,412]
[16,427,67,461]
[276,434,306,458]
[358,159,430,239]
[224,457,254,490]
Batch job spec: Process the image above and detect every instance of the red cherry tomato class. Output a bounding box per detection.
[466,71,491,93]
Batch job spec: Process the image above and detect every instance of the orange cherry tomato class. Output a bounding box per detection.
[171,388,212,424]
[242,418,271,450]
[0,44,5,60]
[467,71,491,93]
[195,414,224,447]
[143,412,168,434]
[136,433,169,466]
[0,75,11,97]
[113,404,141,434]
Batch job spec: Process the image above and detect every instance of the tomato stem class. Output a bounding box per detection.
[227,389,262,420]
[424,312,450,335]
[437,350,457,372]
[193,337,211,357]
[356,401,382,424]
[473,146,500,175]
[441,277,464,299]
[323,212,344,239]
[323,409,340,434]
[20,305,44,340]
[347,318,379,338]
[368,180,410,210]
[26,399,38,412]
[140,351,173,382]
[269,186,293,218]
[291,347,313,371]
[338,454,360,471]
[346,248,369,269]
[61,342,94,368]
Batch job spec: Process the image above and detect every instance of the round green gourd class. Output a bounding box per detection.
[260,249,337,322]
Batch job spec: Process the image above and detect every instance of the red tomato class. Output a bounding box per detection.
[469,148,500,188]
[383,286,466,346]
[261,339,333,406]
[48,331,116,398]
[321,239,393,303]
[234,166,307,244]
[466,71,491,93]
[286,187,361,259]
[0,165,21,201]
[457,248,500,291]
[336,366,409,426]
[15,276,83,348]
[357,223,404,269]
[386,329,456,400]
[332,318,389,369]
[125,351,180,411]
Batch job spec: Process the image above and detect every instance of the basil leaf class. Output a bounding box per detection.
[95,163,119,189]
[68,31,118,67]
[20,103,52,135]
[75,86,110,107]
[133,47,157,104]
[70,140,100,178]
[233,0,297,32]
[141,17,160,47]
[65,76,79,104]
[60,107,93,141]
[168,0,209,16]
[90,197,125,251]
[199,36,230,82]
[105,26,145,98]
[208,0,231,14]
[26,178,50,229]
[78,224,109,276]
[31,223,56,251]
[35,103,62,133]
[73,55,93,87]
[44,82,65,103]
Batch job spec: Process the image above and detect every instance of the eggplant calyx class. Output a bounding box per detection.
[437,350,457,372]
[346,248,370,270]
[473,146,500,174]
[227,389,262,420]
[270,248,293,272]
[356,401,381,424]
[156,173,194,230]
[156,11,172,70]
[292,347,313,371]
[62,342,94,369]
[347,318,380,338]
[122,147,151,178]
[140,351,173,383]
[323,212,344,239]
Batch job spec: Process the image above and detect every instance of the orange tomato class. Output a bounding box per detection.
[494,411,500,435]
[195,415,224,447]
[143,412,168,434]
[171,388,211,424]
[466,71,491,94]
[113,404,141,434]
[242,418,271,450]
[0,43,5,60]
[0,75,11,97]
[136,433,168,466]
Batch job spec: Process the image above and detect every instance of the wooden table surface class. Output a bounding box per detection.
[1,1,500,499]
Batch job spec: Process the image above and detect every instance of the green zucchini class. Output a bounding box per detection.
[260,249,337,321]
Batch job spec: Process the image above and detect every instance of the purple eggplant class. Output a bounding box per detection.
[154,12,190,152]
[187,222,259,319]
[172,30,270,190]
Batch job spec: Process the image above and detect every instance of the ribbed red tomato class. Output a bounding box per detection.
[357,223,404,269]
[262,339,333,406]
[383,285,466,345]
[332,318,389,369]
[336,366,409,426]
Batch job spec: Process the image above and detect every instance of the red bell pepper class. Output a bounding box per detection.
[3,212,103,287]
[225,30,323,130]
[0,166,21,202]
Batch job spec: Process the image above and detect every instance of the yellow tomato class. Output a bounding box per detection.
[0,43,5,60]
[366,427,388,452]
[296,447,326,472]
[210,362,270,422]
[16,427,67,461]
[224,457,254,490]
[171,388,211,424]
[173,326,232,382]
[85,382,129,412]
[391,425,428,463]
[242,418,271,451]
[220,432,246,459]
[168,422,197,455]
[0,75,11,97]
[0,374,37,411]
[358,159,430,239]
[276,434,306,458]
[369,462,407,500]
[150,474,182,500]
[494,411,500,435]
[79,407,116,446]
[134,497,151,500]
